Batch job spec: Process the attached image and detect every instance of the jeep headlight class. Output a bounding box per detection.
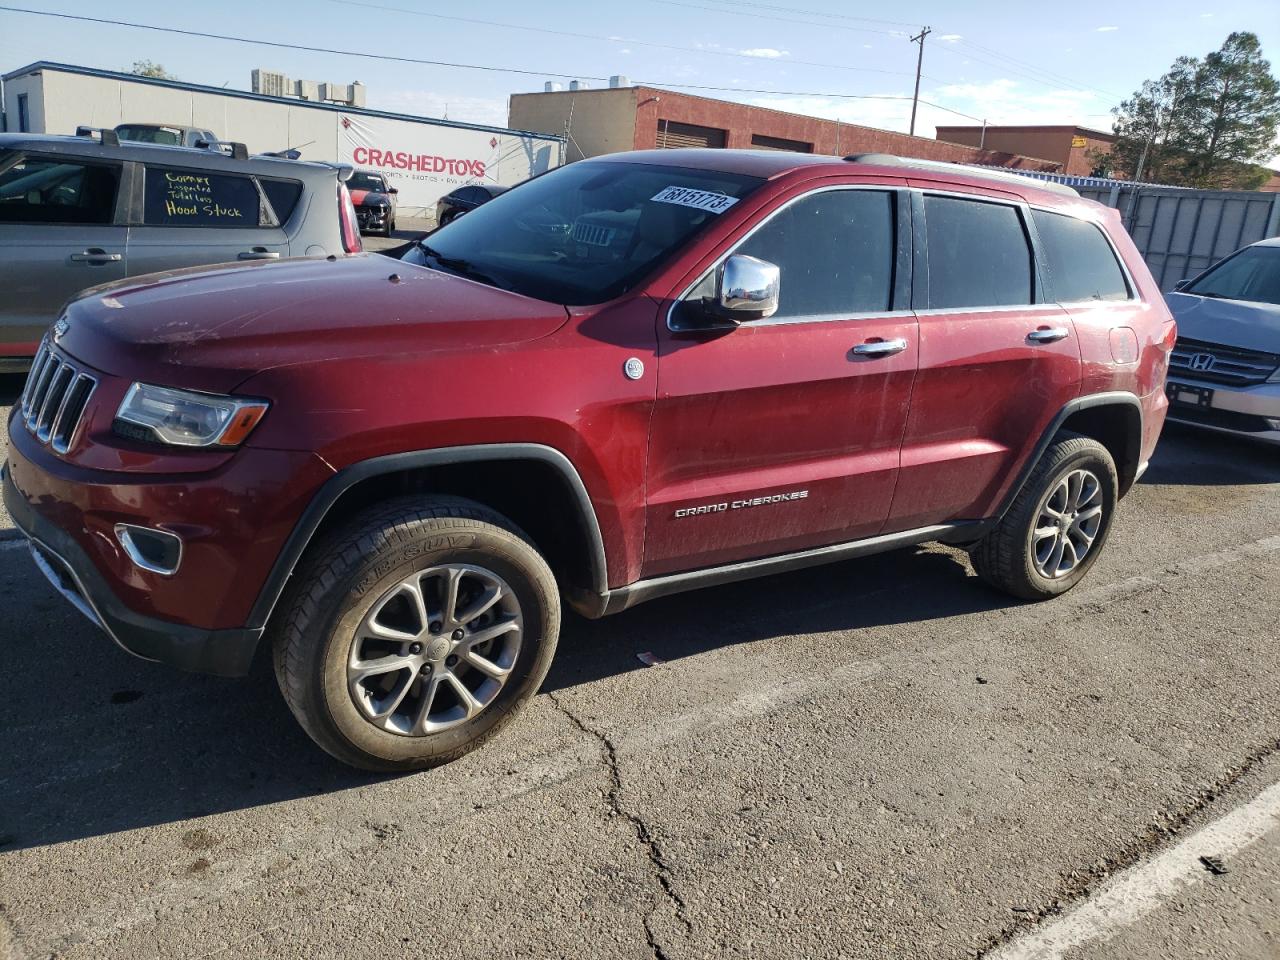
[115,383,269,447]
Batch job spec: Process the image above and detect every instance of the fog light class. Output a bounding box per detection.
[115,524,183,575]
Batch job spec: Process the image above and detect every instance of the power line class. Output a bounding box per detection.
[665,0,922,30]
[324,0,924,80]
[649,0,1121,106]
[0,5,983,121]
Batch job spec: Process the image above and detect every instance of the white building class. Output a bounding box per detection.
[2,61,564,217]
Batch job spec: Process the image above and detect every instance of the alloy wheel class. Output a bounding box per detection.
[346,564,523,736]
[1031,468,1104,579]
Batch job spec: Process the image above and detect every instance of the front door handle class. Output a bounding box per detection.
[69,249,122,264]
[851,337,908,358]
[238,248,281,260]
[1027,327,1070,344]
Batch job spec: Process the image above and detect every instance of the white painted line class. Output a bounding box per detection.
[990,778,1280,960]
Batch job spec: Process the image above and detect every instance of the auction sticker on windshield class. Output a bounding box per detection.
[651,186,741,214]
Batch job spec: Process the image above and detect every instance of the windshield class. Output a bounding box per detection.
[1186,245,1280,306]
[116,125,183,145]
[348,172,388,193]
[402,161,764,304]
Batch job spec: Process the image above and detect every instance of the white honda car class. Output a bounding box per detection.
[1163,237,1280,445]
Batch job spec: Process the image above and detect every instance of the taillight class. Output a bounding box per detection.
[338,183,363,254]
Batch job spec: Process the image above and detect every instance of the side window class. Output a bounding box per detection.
[732,190,897,319]
[459,186,485,204]
[259,178,303,223]
[143,167,264,227]
[0,155,120,225]
[924,195,1033,309]
[1032,209,1130,302]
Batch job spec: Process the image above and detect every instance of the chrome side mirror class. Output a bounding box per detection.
[716,254,780,322]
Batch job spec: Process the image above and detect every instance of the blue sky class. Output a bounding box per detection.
[2,0,1278,161]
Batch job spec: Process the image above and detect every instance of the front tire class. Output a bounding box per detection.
[971,434,1118,601]
[272,497,560,771]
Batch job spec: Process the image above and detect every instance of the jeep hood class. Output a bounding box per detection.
[56,254,570,393]
[1164,291,1280,353]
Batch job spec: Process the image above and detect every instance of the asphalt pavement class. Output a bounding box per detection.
[0,395,1278,960]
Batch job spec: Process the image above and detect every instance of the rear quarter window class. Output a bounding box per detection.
[1032,209,1130,302]
[259,178,304,223]
[143,167,264,227]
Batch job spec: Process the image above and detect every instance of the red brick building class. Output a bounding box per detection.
[508,84,1062,171]
[935,124,1114,177]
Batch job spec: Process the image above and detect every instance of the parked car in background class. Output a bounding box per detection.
[0,130,363,371]
[434,183,507,227]
[1164,238,1280,445]
[113,122,220,149]
[4,149,1174,771]
[347,170,398,236]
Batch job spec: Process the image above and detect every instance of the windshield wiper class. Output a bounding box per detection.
[415,241,507,290]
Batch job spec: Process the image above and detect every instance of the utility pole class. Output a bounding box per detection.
[908,26,931,137]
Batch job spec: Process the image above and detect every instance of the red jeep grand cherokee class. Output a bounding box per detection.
[3,150,1175,770]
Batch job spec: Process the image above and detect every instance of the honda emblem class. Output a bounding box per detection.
[1188,352,1216,372]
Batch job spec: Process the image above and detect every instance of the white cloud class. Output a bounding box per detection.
[1199,12,1214,17]
[937,34,963,42]
[1095,25,1119,32]
[619,48,632,55]
[374,89,508,128]
[738,48,789,58]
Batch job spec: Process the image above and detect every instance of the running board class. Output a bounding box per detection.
[568,521,988,618]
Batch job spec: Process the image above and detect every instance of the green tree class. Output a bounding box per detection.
[1109,56,1198,184]
[1180,33,1280,188]
[131,60,176,80]
[1109,33,1280,189]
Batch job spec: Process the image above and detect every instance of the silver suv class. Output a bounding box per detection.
[0,131,361,371]
[1164,237,1280,445]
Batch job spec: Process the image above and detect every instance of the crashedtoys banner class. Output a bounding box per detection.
[338,113,561,216]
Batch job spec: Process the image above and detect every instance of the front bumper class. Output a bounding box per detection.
[3,460,261,675]
[1165,375,1280,445]
[356,206,390,231]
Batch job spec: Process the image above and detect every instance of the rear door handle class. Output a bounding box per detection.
[238,249,281,260]
[851,338,908,358]
[1027,327,1070,343]
[69,249,122,264]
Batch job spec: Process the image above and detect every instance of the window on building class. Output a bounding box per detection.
[17,94,29,133]
[1031,209,1130,302]
[0,156,120,224]
[924,195,1033,308]
[656,121,727,149]
[749,134,813,153]
[724,189,897,319]
[143,167,265,227]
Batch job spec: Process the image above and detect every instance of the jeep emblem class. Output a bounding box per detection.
[624,357,645,380]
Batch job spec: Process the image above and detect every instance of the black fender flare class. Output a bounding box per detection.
[994,390,1144,522]
[245,443,609,631]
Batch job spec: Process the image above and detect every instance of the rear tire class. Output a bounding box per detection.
[272,496,560,771]
[971,434,1118,601]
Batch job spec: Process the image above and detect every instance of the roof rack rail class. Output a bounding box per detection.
[74,126,120,147]
[842,153,1079,198]
[195,138,250,160]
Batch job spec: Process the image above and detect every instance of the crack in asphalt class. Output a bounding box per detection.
[547,691,691,959]
[975,734,1280,957]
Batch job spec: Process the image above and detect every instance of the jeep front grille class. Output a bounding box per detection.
[20,341,97,454]
[1169,337,1280,387]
